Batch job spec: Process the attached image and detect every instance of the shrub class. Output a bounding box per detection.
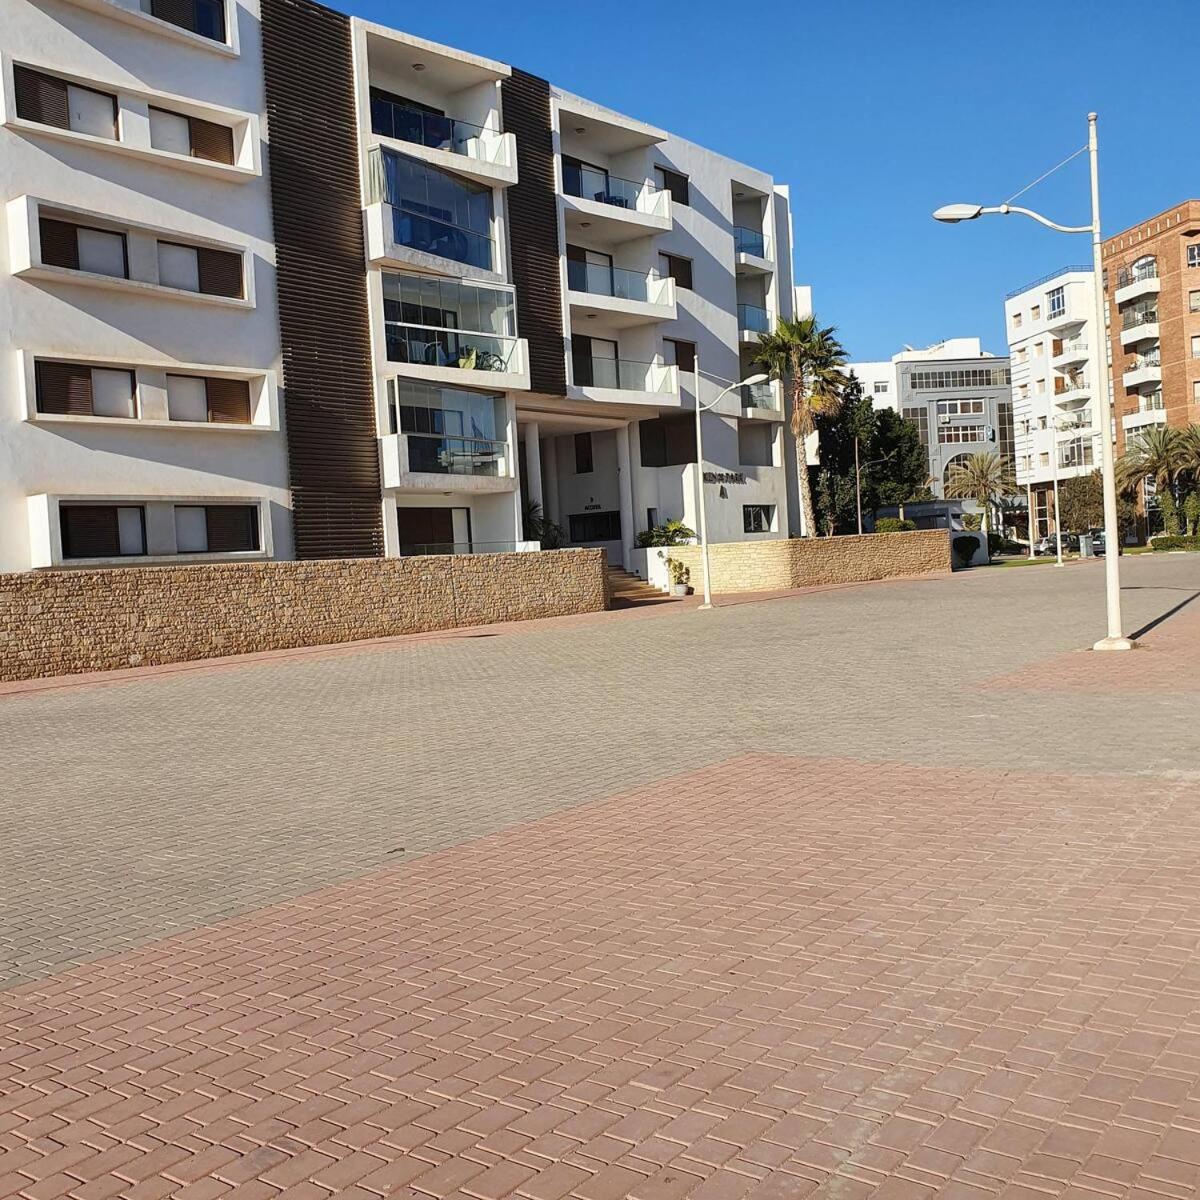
[952,534,982,568]
[874,517,916,533]
[635,520,696,548]
[988,533,1022,555]
[1150,535,1200,552]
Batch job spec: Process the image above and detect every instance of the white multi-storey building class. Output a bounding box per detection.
[1,0,288,572]
[0,0,803,573]
[1003,267,1105,536]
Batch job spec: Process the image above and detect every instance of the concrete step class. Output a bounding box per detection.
[606,567,676,605]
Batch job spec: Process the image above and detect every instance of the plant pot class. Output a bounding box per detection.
[671,582,688,596]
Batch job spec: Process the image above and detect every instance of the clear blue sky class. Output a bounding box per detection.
[343,0,1196,362]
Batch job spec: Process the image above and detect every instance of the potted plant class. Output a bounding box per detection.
[665,556,691,596]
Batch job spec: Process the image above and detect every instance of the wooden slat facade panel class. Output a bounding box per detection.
[261,0,383,559]
[13,65,70,129]
[196,247,244,298]
[39,218,79,269]
[501,70,566,396]
[189,117,235,165]
[35,361,94,415]
[204,376,251,423]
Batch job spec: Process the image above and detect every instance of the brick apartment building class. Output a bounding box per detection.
[1101,200,1200,457]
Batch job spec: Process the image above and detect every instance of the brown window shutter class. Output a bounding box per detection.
[188,117,235,165]
[196,247,243,298]
[205,504,259,552]
[151,0,196,32]
[35,361,94,415]
[39,218,80,269]
[60,505,120,558]
[204,376,251,423]
[13,66,70,129]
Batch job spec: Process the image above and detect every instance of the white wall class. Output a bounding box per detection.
[0,0,289,573]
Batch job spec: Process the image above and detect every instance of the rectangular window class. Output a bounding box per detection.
[13,67,117,139]
[875,381,889,394]
[158,242,200,290]
[1047,286,1065,319]
[569,511,621,542]
[664,338,696,374]
[148,108,235,164]
[1031,304,1041,319]
[165,374,252,423]
[638,417,696,468]
[157,242,243,297]
[77,227,128,277]
[35,361,136,418]
[382,271,515,337]
[1012,312,1023,328]
[909,368,1010,389]
[937,424,985,444]
[655,166,689,206]
[659,253,693,291]
[1191,291,1200,313]
[60,504,145,559]
[737,422,773,467]
[174,504,259,553]
[935,399,985,416]
[574,431,593,474]
[1192,336,1200,359]
[1189,244,1200,268]
[743,504,774,533]
[150,0,227,43]
[901,406,929,445]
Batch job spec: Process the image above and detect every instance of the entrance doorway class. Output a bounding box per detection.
[397,506,469,555]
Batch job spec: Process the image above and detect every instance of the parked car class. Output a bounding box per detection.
[1089,529,1121,557]
[1034,533,1078,556]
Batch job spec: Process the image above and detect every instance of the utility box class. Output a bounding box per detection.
[1079,533,1094,558]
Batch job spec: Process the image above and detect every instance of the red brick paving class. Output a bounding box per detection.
[4,754,1200,1198]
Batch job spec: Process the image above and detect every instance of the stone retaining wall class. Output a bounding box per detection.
[0,549,609,682]
[666,531,952,593]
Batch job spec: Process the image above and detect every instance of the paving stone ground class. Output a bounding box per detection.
[2,553,1199,1198]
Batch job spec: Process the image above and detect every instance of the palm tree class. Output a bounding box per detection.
[1118,425,1183,535]
[754,316,848,538]
[1174,424,1200,481]
[943,451,1016,535]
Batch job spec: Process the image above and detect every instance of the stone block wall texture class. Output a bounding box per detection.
[667,531,952,593]
[0,549,609,682]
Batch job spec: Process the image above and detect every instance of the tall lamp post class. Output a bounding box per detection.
[692,354,770,609]
[933,112,1133,650]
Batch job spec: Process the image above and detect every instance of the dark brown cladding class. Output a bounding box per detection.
[502,70,566,396]
[260,0,383,559]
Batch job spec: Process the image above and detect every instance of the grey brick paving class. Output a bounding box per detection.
[2,554,1198,989]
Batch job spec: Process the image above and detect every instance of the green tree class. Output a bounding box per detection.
[811,372,876,534]
[754,316,848,538]
[944,451,1016,535]
[869,408,930,513]
[1058,471,1105,532]
[1118,426,1183,535]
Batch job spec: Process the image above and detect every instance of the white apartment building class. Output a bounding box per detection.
[0,0,802,574]
[848,338,1013,498]
[0,0,288,572]
[1003,267,1105,536]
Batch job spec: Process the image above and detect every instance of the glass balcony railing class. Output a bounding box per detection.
[399,539,523,556]
[566,261,664,303]
[1118,261,1158,287]
[389,208,492,272]
[1131,350,1162,370]
[403,432,507,477]
[562,163,658,213]
[737,303,770,334]
[370,97,505,164]
[386,322,519,373]
[574,355,673,392]
[739,381,778,410]
[734,227,770,259]
[1141,393,1165,412]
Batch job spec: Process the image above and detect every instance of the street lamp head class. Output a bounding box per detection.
[740,373,769,387]
[932,203,984,224]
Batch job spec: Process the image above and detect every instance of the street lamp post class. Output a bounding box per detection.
[1049,424,1064,567]
[854,439,894,536]
[933,112,1134,650]
[692,352,770,609]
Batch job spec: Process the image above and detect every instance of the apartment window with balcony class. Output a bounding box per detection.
[376,149,494,271]
[382,271,515,370]
[39,217,128,277]
[148,107,235,164]
[639,416,696,468]
[658,253,693,291]
[35,361,136,418]
[655,166,689,207]
[60,504,146,559]
[664,339,696,375]
[174,504,260,553]
[743,504,774,534]
[13,67,117,138]
[148,0,226,42]
[156,241,243,297]
[1047,286,1065,319]
[166,375,251,423]
[574,432,593,474]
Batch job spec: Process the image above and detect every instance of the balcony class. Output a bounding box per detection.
[740,379,782,420]
[1120,309,1159,348]
[385,321,529,391]
[1053,376,1090,407]
[1051,338,1088,367]
[737,303,771,342]
[1045,304,1081,333]
[1123,350,1162,391]
[1114,261,1160,306]
[560,164,671,242]
[566,261,676,327]
[734,226,772,275]
[381,431,516,493]
[369,95,517,189]
[568,354,679,407]
[1122,395,1166,434]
